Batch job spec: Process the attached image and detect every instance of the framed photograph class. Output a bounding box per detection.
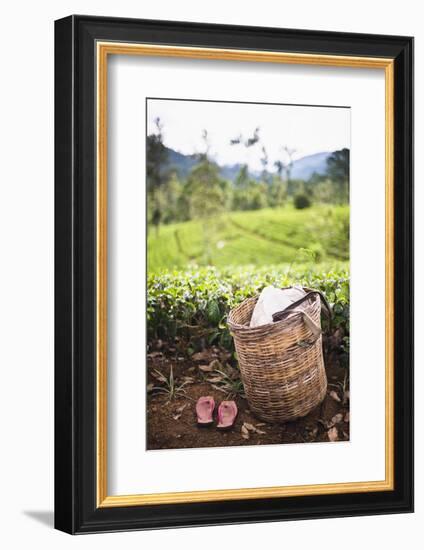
[54,15,413,534]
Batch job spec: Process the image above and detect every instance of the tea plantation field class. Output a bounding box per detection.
[148,205,349,271]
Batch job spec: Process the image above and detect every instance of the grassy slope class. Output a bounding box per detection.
[148,205,349,271]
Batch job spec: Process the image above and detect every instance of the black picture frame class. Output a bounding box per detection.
[55,14,414,534]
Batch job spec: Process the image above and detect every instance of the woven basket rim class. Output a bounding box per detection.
[227,286,319,335]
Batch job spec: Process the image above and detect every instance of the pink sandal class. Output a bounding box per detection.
[217,401,238,429]
[196,396,215,426]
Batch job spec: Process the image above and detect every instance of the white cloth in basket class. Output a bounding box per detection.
[249,286,306,328]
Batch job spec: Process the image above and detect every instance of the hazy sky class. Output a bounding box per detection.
[147,99,350,172]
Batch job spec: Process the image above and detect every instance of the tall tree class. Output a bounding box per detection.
[260,146,270,183]
[186,130,225,264]
[274,146,296,195]
[326,148,350,203]
[230,127,261,190]
[282,146,296,190]
[234,164,249,189]
[274,159,284,178]
[146,117,169,234]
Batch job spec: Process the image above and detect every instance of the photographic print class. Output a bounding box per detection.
[146,98,350,450]
[55,17,413,532]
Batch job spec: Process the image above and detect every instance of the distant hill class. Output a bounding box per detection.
[163,146,337,182]
[290,152,332,180]
[166,148,198,179]
[165,146,247,181]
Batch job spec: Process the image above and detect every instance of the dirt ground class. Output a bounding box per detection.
[147,338,349,450]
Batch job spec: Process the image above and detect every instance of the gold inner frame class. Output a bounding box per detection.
[96,42,395,508]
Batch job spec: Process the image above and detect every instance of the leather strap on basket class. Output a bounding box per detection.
[272,290,332,343]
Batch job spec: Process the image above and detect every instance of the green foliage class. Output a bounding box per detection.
[186,160,225,220]
[146,119,168,193]
[206,299,221,325]
[150,365,190,401]
[326,148,350,203]
[147,263,350,352]
[234,164,250,188]
[307,207,349,260]
[294,192,312,209]
[266,177,287,207]
[232,181,268,211]
[146,118,170,230]
[311,178,336,204]
[286,178,306,197]
[183,158,227,264]
[211,368,246,399]
[152,173,186,225]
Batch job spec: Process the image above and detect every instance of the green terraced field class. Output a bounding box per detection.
[147,205,349,272]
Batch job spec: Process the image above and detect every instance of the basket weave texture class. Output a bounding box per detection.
[228,289,327,423]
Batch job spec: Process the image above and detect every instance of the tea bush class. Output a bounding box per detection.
[147,263,350,353]
[294,192,312,209]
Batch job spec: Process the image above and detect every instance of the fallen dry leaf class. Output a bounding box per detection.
[211,384,227,393]
[192,350,212,362]
[209,359,222,371]
[344,412,350,423]
[176,404,187,414]
[241,425,250,440]
[328,426,339,442]
[198,364,214,373]
[242,422,266,435]
[147,383,154,393]
[343,390,350,405]
[151,370,167,383]
[329,390,341,402]
[329,413,344,427]
[207,376,224,383]
[243,422,256,432]
[147,351,163,358]
[172,413,182,420]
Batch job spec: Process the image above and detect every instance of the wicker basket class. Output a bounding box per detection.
[228,288,329,423]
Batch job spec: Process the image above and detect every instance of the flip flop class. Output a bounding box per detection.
[196,396,215,426]
[217,401,238,429]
